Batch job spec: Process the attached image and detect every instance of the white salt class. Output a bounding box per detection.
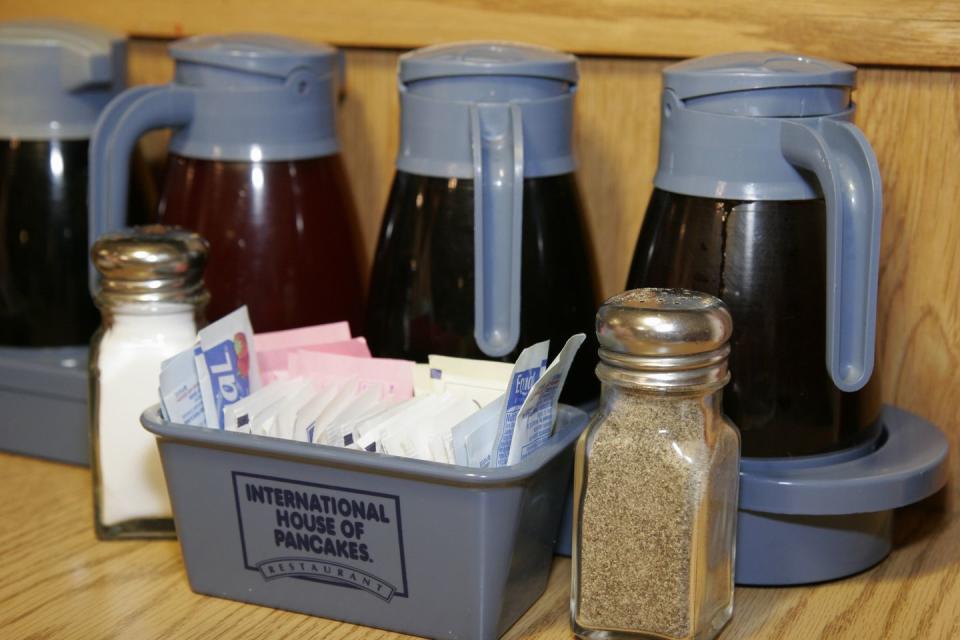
[96,304,197,527]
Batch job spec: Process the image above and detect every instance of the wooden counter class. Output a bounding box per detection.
[1,450,956,640]
[0,3,958,637]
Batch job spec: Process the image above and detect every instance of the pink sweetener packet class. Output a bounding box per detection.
[294,351,415,401]
[262,369,292,385]
[258,337,372,380]
[253,321,351,353]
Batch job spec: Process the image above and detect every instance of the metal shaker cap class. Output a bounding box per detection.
[91,225,209,305]
[596,288,732,389]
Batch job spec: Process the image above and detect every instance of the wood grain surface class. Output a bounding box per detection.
[0,450,956,639]
[2,0,960,67]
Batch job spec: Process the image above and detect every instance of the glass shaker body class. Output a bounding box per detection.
[572,288,740,640]
[90,300,202,539]
[572,384,739,639]
[89,226,208,540]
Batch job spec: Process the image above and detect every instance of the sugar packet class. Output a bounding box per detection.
[273,384,321,440]
[314,384,387,447]
[292,383,345,443]
[451,394,504,467]
[377,393,465,461]
[260,337,371,384]
[427,355,513,407]
[222,378,309,433]
[503,333,585,465]
[291,351,415,401]
[412,363,434,396]
[253,321,351,352]
[159,349,206,426]
[490,340,549,467]
[376,393,477,463]
[194,306,261,428]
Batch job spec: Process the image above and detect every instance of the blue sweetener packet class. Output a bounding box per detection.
[505,333,585,465]
[194,306,261,429]
[490,339,549,467]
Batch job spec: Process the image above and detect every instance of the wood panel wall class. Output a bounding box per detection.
[5,0,960,66]
[4,2,959,443]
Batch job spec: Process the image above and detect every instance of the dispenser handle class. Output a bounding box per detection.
[470,103,524,357]
[780,118,883,392]
[88,85,194,292]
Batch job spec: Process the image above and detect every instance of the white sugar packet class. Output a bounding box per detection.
[399,393,477,463]
[222,378,307,432]
[293,383,345,443]
[273,384,321,440]
[377,394,454,459]
[427,355,513,408]
[159,349,206,426]
[451,394,505,467]
[314,384,386,447]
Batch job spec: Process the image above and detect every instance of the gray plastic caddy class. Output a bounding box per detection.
[142,404,588,640]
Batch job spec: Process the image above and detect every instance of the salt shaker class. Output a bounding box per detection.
[571,288,740,640]
[90,226,208,539]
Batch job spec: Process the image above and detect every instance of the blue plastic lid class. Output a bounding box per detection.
[400,41,578,84]
[664,52,855,117]
[0,20,126,139]
[160,33,343,161]
[396,41,578,178]
[170,33,338,80]
[666,51,856,98]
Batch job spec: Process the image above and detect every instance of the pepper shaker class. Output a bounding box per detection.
[90,225,208,539]
[572,288,740,640]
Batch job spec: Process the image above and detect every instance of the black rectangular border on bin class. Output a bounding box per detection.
[231,471,409,598]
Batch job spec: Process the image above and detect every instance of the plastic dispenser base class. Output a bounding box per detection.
[735,404,949,585]
[0,346,89,465]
